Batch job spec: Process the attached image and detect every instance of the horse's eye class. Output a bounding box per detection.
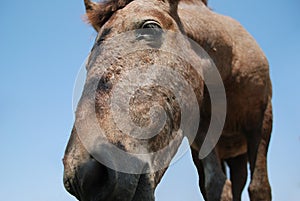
[136,21,163,42]
[141,21,162,29]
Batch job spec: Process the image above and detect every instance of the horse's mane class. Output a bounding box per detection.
[86,0,208,29]
[87,0,133,29]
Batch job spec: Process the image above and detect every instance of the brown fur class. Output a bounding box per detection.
[85,0,208,30]
[64,0,272,201]
[86,0,134,30]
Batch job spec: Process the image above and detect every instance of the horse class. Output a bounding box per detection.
[63,0,273,200]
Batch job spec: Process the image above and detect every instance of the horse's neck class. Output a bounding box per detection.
[178,1,268,82]
[178,2,233,80]
[178,1,223,46]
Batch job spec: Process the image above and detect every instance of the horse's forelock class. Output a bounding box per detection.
[86,0,208,30]
[86,0,134,29]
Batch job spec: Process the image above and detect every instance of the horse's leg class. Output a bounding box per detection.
[191,148,207,200]
[246,100,272,201]
[226,153,248,201]
[191,143,233,201]
[202,150,232,201]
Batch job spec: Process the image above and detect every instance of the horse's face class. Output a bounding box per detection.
[63,0,204,200]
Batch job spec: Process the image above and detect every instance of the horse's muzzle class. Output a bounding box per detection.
[63,128,141,201]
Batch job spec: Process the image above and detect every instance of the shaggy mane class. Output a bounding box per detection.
[87,0,208,29]
[87,0,133,28]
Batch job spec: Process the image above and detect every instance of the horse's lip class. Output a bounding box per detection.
[91,180,115,201]
[64,163,116,201]
[66,175,115,201]
[91,174,140,201]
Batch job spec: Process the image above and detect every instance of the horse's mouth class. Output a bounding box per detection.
[81,170,155,201]
[64,158,145,201]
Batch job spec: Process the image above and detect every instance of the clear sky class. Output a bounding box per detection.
[0,0,299,201]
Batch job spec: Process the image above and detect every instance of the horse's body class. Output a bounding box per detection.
[63,0,272,201]
[178,1,272,200]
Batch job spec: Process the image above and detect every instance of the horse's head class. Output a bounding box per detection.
[63,0,208,200]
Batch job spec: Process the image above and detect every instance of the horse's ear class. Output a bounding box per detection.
[84,0,101,31]
[84,0,98,12]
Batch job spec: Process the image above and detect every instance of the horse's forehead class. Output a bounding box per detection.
[125,0,169,11]
[105,2,175,31]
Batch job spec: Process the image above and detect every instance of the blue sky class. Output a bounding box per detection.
[0,0,299,201]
